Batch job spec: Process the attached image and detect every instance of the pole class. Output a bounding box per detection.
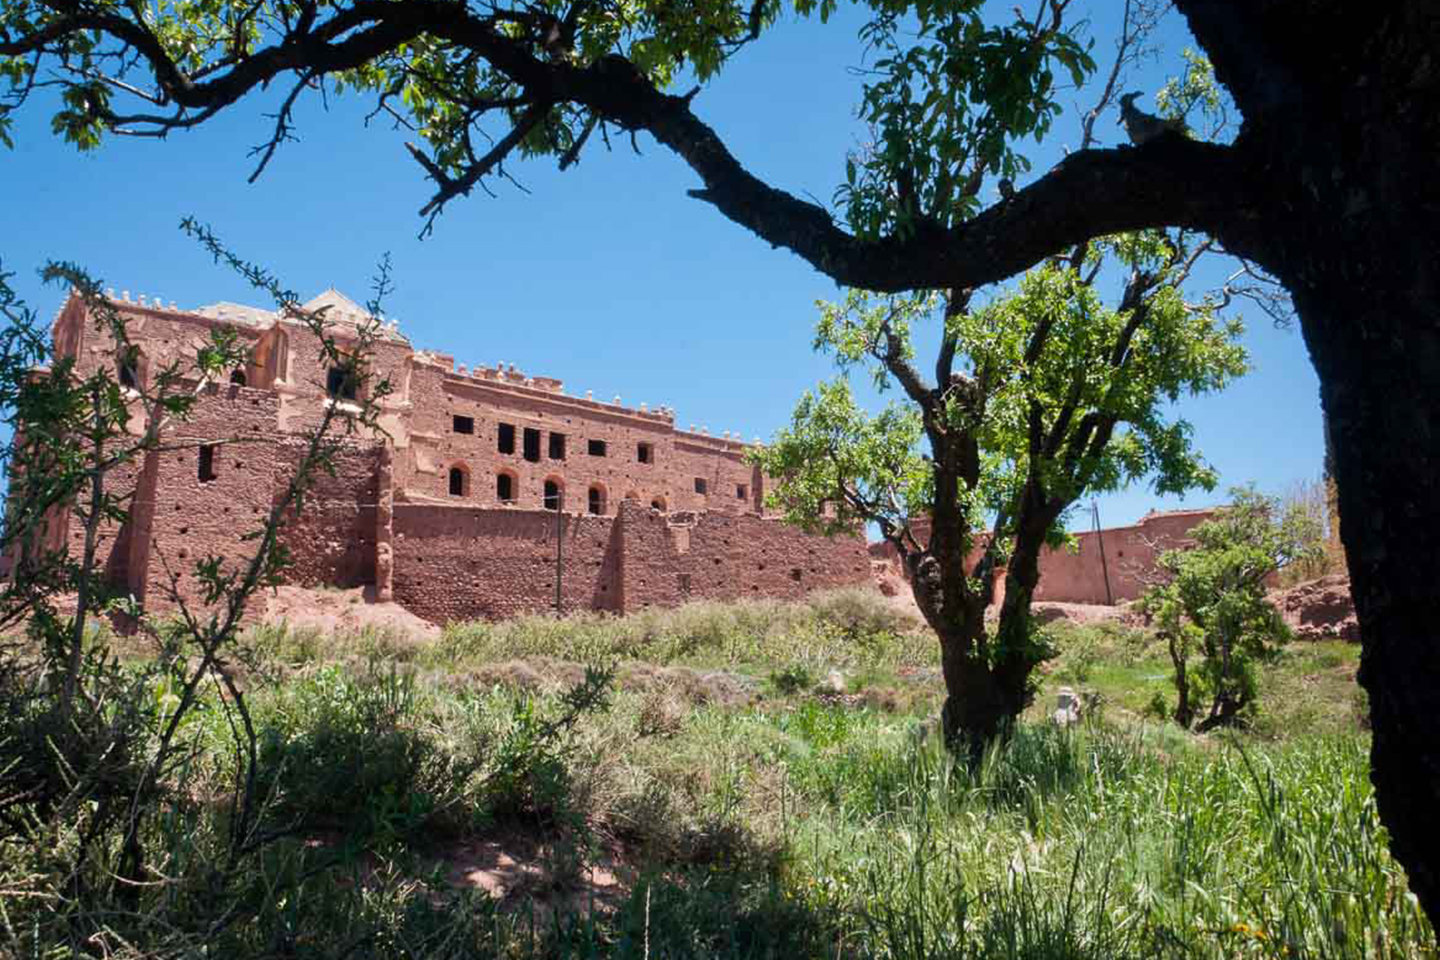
[1093,500,1114,606]
[554,490,564,617]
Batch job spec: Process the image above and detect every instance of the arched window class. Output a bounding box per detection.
[496,472,515,502]
[587,485,606,516]
[543,479,562,511]
[448,465,468,497]
[229,368,247,386]
[650,496,667,512]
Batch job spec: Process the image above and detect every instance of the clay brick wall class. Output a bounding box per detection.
[64,300,263,387]
[616,501,872,611]
[1032,510,1211,603]
[275,440,383,589]
[398,361,760,519]
[391,504,621,623]
[873,509,1214,605]
[133,383,284,612]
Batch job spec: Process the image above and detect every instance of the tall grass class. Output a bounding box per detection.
[429,587,929,672]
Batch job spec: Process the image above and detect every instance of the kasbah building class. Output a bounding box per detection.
[16,288,1213,624]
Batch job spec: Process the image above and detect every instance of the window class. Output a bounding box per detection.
[497,423,515,454]
[736,484,748,500]
[637,442,653,464]
[544,480,561,510]
[588,438,607,457]
[496,472,514,502]
[588,486,605,515]
[677,573,692,597]
[651,497,666,512]
[326,364,357,401]
[229,369,247,386]
[694,477,708,495]
[523,427,541,463]
[549,432,566,460]
[453,415,475,435]
[198,445,217,482]
[118,350,139,389]
[448,466,467,497]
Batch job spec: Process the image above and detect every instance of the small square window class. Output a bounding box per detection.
[736,484,748,500]
[588,439,607,457]
[694,477,708,495]
[498,423,515,454]
[637,442,653,464]
[453,415,475,435]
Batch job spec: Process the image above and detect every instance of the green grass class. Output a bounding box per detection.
[3,591,1426,958]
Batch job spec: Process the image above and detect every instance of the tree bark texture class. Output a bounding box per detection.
[1176,0,1440,922]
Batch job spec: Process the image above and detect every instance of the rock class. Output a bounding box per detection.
[1052,686,1082,726]
[1271,573,1359,642]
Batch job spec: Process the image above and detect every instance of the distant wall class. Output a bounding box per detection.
[871,509,1215,605]
[391,504,621,623]
[388,499,872,624]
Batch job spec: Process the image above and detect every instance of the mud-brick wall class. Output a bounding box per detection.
[1033,510,1212,603]
[616,501,872,612]
[136,384,284,612]
[391,505,621,623]
[276,440,383,588]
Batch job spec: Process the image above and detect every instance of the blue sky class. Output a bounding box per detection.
[0,2,1323,532]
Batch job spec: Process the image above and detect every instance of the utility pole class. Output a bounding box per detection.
[1092,500,1114,606]
[554,490,564,617]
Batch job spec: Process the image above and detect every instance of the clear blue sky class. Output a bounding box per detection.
[0,2,1323,532]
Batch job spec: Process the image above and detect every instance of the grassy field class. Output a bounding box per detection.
[2,589,1431,958]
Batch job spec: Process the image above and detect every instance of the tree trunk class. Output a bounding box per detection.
[1294,264,1440,923]
[1245,108,1440,919]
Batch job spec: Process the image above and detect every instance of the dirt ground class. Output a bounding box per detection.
[261,583,441,639]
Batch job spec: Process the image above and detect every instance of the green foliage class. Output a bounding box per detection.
[841,3,1095,237]
[756,253,1246,746]
[1141,486,1325,730]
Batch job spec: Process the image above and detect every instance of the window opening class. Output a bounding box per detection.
[678,573,692,597]
[694,477,708,495]
[497,472,514,502]
[736,484,748,500]
[651,498,666,511]
[118,351,138,389]
[448,466,467,497]
[229,369,247,386]
[498,423,515,454]
[637,442,653,464]
[549,432,566,460]
[588,438,607,457]
[453,415,475,435]
[523,427,541,463]
[544,480,561,510]
[326,364,357,401]
[198,445,217,483]
[588,486,605,515]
